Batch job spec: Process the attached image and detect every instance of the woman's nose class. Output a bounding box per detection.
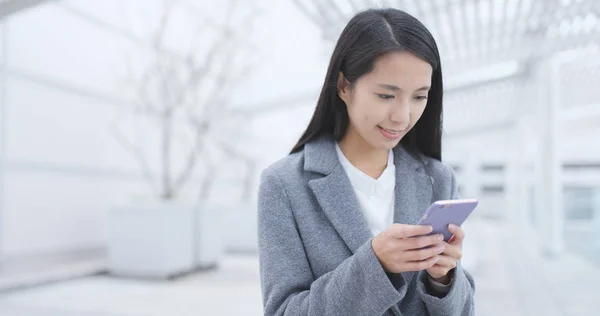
[390,101,410,124]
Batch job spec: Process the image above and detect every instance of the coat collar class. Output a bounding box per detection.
[305,135,433,254]
[303,135,424,175]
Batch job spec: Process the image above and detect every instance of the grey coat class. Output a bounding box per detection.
[257,136,475,316]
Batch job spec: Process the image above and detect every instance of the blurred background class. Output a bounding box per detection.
[0,0,599,315]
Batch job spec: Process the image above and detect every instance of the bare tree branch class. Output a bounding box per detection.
[159,108,175,199]
[138,67,160,116]
[109,113,159,195]
[116,0,261,201]
[180,0,262,51]
[169,0,259,195]
[197,147,219,200]
[241,159,257,202]
[153,0,178,52]
[171,120,209,194]
[212,138,257,203]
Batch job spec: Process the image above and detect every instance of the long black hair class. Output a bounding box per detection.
[290,8,444,161]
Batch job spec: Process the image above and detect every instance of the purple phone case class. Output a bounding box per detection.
[418,199,478,242]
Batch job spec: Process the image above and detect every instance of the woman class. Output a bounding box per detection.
[258,8,475,316]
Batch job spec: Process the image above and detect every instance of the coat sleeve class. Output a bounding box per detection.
[416,166,476,316]
[258,168,407,316]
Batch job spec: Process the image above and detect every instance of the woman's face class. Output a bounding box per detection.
[338,51,432,151]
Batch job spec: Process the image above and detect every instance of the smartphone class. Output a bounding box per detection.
[418,199,478,242]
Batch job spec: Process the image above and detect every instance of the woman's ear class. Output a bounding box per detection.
[337,72,350,103]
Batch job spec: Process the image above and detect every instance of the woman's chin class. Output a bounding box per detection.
[368,137,403,151]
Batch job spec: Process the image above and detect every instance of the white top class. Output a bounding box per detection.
[335,143,395,237]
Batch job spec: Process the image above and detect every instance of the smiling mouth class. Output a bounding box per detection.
[377,125,406,140]
[378,126,404,135]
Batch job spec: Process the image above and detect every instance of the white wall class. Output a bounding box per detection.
[1,3,144,257]
[0,0,325,258]
[0,21,7,261]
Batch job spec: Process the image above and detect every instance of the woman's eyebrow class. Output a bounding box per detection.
[377,83,430,91]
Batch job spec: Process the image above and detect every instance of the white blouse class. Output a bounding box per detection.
[335,143,395,237]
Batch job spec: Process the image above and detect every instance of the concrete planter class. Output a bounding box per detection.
[223,203,258,254]
[108,201,222,279]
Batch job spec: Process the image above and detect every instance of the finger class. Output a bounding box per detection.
[390,224,433,239]
[441,243,463,261]
[448,224,465,245]
[404,255,440,271]
[404,243,445,261]
[426,265,452,280]
[401,234,444,250]
[432,254,457,270]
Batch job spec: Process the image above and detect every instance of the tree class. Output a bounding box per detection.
[111,0,261,201]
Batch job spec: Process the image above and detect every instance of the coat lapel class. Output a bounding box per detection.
[392,145,435,225]
[304,136,436,254]
[305,136,372,254]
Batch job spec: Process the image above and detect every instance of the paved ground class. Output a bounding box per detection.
[470,220,600,316]
[0,218,598,315]
[0,255,263,316]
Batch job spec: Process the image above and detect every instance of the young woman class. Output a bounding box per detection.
[258,8,475,316]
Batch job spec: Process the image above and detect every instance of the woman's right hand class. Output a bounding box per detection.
[372,224,445,273]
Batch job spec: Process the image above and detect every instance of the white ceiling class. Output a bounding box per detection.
[292,0,600,78]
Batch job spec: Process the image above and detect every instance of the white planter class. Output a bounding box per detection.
[223,203,258,253]
[194,202,223,269]
[108,201,223,279]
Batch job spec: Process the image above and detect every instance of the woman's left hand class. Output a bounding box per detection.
[426,224,464,284]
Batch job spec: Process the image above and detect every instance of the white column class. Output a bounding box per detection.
[505,124,520,225]
[516,118,536,230]
[533,59,564,257]
[462,155,480,200]
[0,22,6,265]
[460,155,479,272]
[593,188,600,253]
[505,117,540,250]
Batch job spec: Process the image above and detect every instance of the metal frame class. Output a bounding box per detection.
[291,0,600,83]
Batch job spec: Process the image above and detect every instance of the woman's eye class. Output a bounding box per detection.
[377,94,395,100]
[414,96,428,101]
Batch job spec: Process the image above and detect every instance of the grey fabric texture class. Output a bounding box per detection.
[258,135,475,316]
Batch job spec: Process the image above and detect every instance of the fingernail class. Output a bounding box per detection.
[433,256,440,263]
[437,234,444,241]
[449,224,458,230]
[438,246,445,253]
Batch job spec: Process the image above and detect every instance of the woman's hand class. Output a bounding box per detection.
[372,224,446,274]
[426,224,464,283]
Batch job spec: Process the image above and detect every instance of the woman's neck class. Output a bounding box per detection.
[338,131,390,179]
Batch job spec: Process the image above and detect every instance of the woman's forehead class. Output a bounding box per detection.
[361,52,433,87]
